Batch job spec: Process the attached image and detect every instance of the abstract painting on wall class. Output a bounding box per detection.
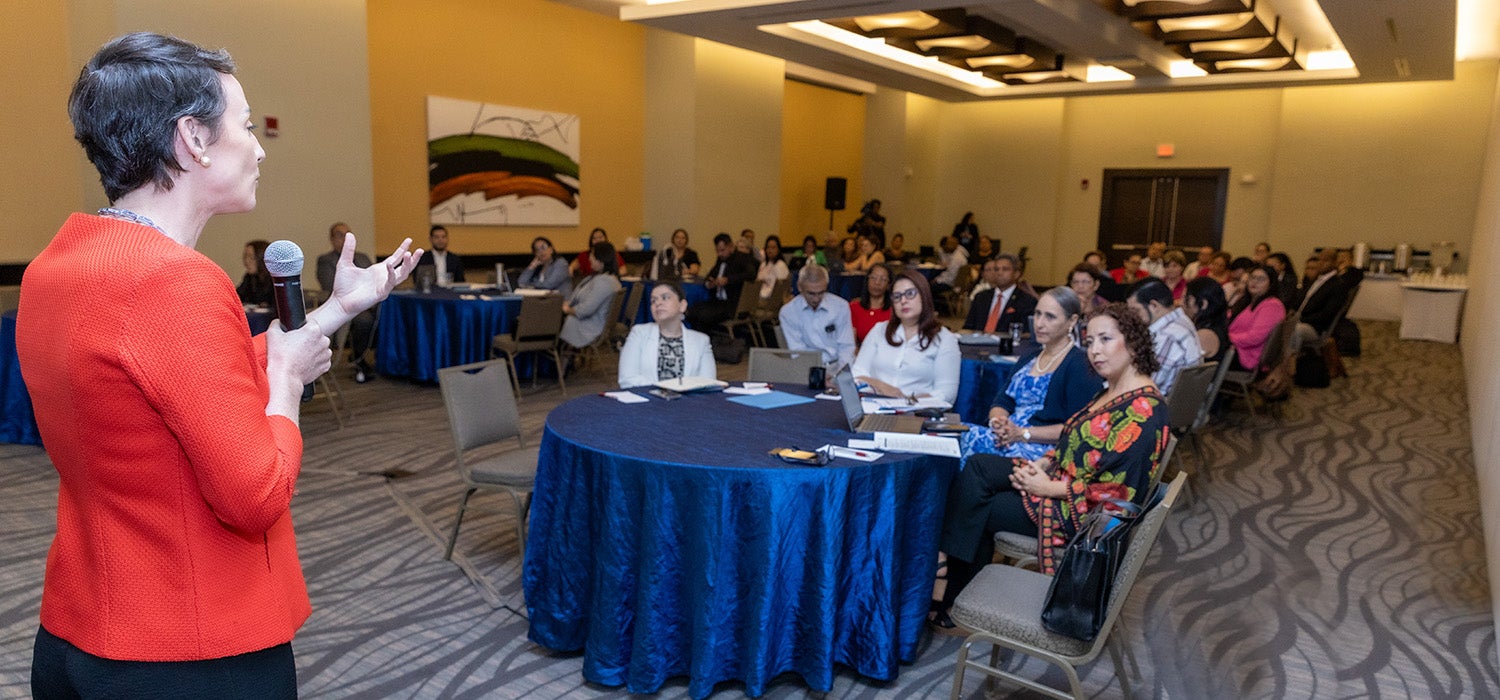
[427,95,580,226]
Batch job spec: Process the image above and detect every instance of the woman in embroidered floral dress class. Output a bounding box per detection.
[932,302,1169,629]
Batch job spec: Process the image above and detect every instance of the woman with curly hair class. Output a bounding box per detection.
[932,302,1170,629]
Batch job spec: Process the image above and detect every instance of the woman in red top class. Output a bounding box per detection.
[849,263,893,345]
[571,227,627,276]
[18,33,420,698]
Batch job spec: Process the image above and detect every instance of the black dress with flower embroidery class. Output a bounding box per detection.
[1023,386,1169,574]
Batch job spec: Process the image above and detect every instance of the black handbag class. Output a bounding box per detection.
[1040,498,1143,641]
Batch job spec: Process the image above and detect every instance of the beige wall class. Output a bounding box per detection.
[368,0,646,257]
[690,40,785,239]
[780,80,865,245]
[1463,65,1500,676]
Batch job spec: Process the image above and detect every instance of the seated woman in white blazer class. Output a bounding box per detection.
[850,269,961,406]
[619,282,717,389]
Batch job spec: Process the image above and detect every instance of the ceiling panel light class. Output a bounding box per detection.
[915,35,993,52]
[1212,57,1295,72]
[1086,65,1137,82]
[1305,49,1355,71]
[1188,37,1274,54]
[1169,60,1210,77]
[966,54,1040,69]
[1157,13,1256,34]
[1108,0,1254,21]
[854,12,944,32]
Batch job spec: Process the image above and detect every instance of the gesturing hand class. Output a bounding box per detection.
[330,232,423,317]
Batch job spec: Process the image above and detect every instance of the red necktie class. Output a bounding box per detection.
[984,293,1002,333]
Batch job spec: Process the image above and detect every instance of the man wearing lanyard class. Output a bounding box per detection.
[685,232,757,334]
[779,263,855,371]
[963,254,1035,334]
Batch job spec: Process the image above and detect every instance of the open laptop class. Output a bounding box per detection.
[834,368,925,434]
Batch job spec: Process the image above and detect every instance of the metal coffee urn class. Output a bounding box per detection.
[1394,243,1413,272]
[1352,242,1370,269]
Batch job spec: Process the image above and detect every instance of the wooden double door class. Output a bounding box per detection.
[1097,168,1228,265]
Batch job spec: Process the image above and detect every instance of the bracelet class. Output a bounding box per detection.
[1022,428,1031,442]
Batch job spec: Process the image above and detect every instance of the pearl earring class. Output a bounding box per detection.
[198,156,212,167]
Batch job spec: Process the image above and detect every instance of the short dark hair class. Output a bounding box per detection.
[1185,277,1227,325]
[1087,303,1160,377]
[70,32,236,202]
[429,225,447,236]
[713,232,733,247]
[992,252,1019,269]
[531,236,553,251]
[1127,277,1173,309]
[1229,256,1256,272]
[654,281,686,302]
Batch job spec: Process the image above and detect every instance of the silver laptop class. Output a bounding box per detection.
[834,368,925,434]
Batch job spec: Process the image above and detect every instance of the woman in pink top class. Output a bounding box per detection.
[1227,265,1287,373]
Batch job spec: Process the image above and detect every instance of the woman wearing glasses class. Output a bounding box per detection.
[850,270,960,405]
[958,286,1102,464]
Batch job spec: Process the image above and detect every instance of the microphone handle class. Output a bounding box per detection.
[271,276,317,402]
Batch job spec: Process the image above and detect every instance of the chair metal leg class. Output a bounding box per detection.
[551,347,567,396]
[949,637,977,700]
[498,352,521,399]
[444,487,478,561]
[509,490,529,560]
[1107,638,1135,700]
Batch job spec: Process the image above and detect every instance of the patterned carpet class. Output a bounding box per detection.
[0,321,1495,698]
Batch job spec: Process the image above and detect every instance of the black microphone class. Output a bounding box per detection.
[263,240,316,402]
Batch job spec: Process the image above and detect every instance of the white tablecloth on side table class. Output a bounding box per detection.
[1399,283,1468,343]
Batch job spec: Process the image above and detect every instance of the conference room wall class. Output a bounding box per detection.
[0,2,86,264]
[779,79,866,246]
[367,0,647,258]
[1462,65,1500,675]
[859,89,947,247]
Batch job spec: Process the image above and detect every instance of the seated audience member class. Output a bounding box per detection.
[930,236,969,304]
[1227,265,1287,373]
[828,236,858,275]
[1161,250,1188,302]
[790,234,827,272]
[1267,252,1300,308]
[1224,256,1257,308]
[952,212,979,256]
[933,302,1169,628]
[851,270,961,405]
[519,236,572,297]
[884,233,912,264]
[650,228,701,281]
[318,222,379,382]
[1110,253,1148,284]
[1141,242,1167,278]
[963,254,1036,333]
[1068,263,1110,321]
[849,264,893,345]
[741,229,765,263]
[686,232,758,333]
[846,234,886,273]
[779,263,856,368]
[1084,249,1124,302]
[848,199,887,249]
[415,225,465,284]
[1335,248,1365,287]
[1252,241,1272,264]
[619,282,716,389]
[1205,251,1233,285]
[1185,245,1215,278]
[570,227,626,276]
[559,242,624,351]
[237,239,274,308]
[1183,277,1229,364]
[1126,278,1204,394]
[972,236,996,265]
[756,235,789,300]
[1289,248,1347,355]
[959,286,1101,465]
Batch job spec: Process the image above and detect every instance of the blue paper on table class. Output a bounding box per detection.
[727,390,816,410]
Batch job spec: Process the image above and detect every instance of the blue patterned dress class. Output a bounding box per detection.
[959,357,1055,466]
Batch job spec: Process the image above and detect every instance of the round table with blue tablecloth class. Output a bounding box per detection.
[375,289,521,383]
[618,279,711,325]
[524,388,958,698]
[1,311,40,446]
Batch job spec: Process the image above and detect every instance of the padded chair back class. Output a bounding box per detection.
[1201,346,1235,425]
[747,348,824,384]
[733,280,760,317]
[1093,473,1185,647]
[1166,362,1217,433]
[621,281,645,329]
[1259,310,1299,372]
[1319,283,1360,342]
[514,294,565,341]
[764,278,792,309]
[603,287,627,341]
[438,360,523,455]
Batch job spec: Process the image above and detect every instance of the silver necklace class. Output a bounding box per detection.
[97,207,167,236]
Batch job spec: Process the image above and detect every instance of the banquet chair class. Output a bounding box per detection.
[993,435,1178,570]
[750,278,791,345]
[1316,284,1360,379]
[746,348,823,384]
[616,279,646,337]
[942,264,975,320]
[437,359,539,562]
[1166,362,1219,472]
[1220,311,1299,417]
[492,293,567,397]
[721,281,767,347]
[952,474,1186,700]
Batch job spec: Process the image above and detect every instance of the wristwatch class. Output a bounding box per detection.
[1022,428,1031,442]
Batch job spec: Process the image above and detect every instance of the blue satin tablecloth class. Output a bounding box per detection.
[375,290,521,383]
[953,345,1022,425]
[524,390,958,698]
[1,311,41,446]
[790,272,866,301]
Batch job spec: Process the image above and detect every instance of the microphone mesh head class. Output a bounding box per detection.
[263,240,305,277]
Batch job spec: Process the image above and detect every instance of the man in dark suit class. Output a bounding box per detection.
[1291,248,1348,352]
[686,232,758,334]
[414,225,465,284]
[963,254,1036,333]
